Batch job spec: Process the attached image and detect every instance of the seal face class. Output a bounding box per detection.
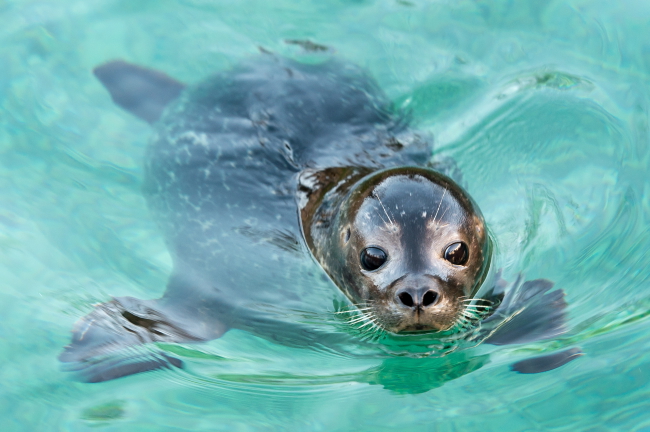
[302,166,491,333]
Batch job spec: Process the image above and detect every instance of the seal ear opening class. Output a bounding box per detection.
[93,60,185,124]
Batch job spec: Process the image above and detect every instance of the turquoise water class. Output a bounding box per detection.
[2,0,650,430]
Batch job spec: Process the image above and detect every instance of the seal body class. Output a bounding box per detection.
[60,54,575,382]
[142,57,453,333]
[145,56,491,336]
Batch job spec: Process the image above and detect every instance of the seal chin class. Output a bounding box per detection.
[374,306,459,334]
[390,319,455,334]
[399,323,439,333]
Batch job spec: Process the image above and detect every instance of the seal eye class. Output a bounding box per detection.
[360,247,387,271]
[444,242,469,266]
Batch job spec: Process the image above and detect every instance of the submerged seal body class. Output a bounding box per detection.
[60,54,577,382]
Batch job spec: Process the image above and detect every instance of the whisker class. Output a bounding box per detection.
[335,308,373,315]
[437,205,450,223]
[450,296,496,333]
[376,194,396,228]
[375,212,389,227]
[348,314,370,323]
[348,317,370,325]
[461,298,493,304]
[357,320,376,330]
[433,187,447,222]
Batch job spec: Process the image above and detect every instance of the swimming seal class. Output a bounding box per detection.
[60,53,579,382]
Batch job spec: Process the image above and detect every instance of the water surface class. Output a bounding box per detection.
[2,0,650,430]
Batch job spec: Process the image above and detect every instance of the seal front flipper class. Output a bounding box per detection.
[511,348,583,374]
[59,296,224,382]
[93,60,185,123]
[62,345,184,383]
[481,277,582,373]
[483,278,567,345]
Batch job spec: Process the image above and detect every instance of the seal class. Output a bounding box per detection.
[59,53,579,382]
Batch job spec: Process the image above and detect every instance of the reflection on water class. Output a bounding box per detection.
[1,0,650,430]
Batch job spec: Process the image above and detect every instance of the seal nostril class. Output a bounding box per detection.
[398,292,414,307]
[422,290,438,307]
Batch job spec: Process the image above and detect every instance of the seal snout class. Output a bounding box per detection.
[395,286,440,309]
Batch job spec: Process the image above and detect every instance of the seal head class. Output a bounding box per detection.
[304,166,491,333]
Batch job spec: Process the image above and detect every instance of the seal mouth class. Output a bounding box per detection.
[338,296,496,336]
[382,296,497,334]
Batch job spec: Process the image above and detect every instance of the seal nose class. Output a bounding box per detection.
[396,286,440,309]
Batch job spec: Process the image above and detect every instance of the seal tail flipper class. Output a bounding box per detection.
[59,296,220,382]
[93,60,185,123]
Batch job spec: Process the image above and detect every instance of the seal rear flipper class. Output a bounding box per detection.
[59,296,222,382]
[93,60,185,123]
[483,278,567,345]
